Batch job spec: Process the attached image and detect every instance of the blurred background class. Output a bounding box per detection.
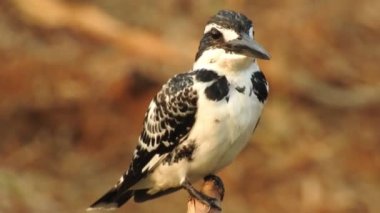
[0,0,379,212]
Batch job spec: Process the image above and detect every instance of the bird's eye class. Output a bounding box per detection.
[210,28,222,40]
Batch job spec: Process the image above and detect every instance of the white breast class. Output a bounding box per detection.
[186,67,264,180]
[137,64,265,193]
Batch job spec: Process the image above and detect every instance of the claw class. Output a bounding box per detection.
[182,179,222,211]
[207,197,221,211]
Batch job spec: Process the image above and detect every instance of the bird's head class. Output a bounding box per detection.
[194,10,270,72]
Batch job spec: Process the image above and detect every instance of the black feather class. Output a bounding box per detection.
[88,72,199,209]
[88,187,134,209]
[250,71,268,103]
[195,10,253,60]
[205,76,229,101]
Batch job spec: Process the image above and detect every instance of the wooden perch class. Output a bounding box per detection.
[187,175,225,213]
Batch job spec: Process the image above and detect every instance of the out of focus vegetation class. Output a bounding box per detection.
[1,0,379,212]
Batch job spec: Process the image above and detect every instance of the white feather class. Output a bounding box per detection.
[129,27,266,193]
[132,61,264,192]
[204,23,240,41]
[142,154,164,173]
[193,48,256,75]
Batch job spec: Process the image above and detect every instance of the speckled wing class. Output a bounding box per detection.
[87,72,199,210]
[123,72,198,189]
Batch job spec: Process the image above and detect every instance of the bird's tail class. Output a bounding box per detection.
[87,186,134,211]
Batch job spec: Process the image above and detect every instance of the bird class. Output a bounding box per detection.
[87,9,270,211]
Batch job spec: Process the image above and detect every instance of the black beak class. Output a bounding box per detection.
[226,34,271,60]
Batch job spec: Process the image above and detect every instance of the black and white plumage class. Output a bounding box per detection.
[88,10,270,211]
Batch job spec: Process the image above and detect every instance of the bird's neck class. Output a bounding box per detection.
[192,49,259,76]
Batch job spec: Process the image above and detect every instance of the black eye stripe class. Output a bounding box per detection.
[209,28,222,39]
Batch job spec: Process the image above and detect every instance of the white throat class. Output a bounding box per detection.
[193,48,257,75]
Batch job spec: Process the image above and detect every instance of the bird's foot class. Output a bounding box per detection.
[199,195,222,211]
[182,179,222,211]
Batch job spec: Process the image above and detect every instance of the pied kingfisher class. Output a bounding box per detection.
[88,9,270,211]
